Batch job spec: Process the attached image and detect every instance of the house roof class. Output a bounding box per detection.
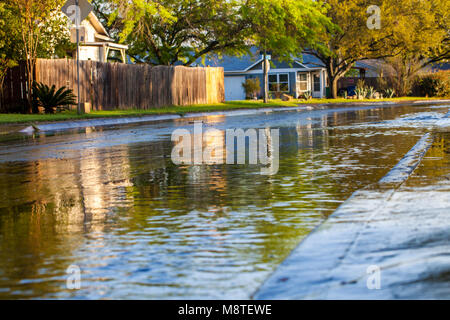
[87,12,110,38]
[431,62,450,71]
[299,54,326,68]
[354,60,378,70]
[357,59,450,74]
[194,48,261,72]
[192,48,422,75]
[194,48,327,72]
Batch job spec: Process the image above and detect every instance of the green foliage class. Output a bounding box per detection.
[0,3,19,95]
[367,86,376,99]
[384,88,395,98]
[383,55,427,97]
[411,71,450,98]
[39,11,75,59]
[356,79,365,91]
[99,0,333,66]
[242,78,261,99]
[246,0,333,61]
[306,0,450,98]
[5,0,72,59]
[355,80,379,99]
[355,80,368,99]
[101,0,251,65]
[32,82,76,114]
[302,91,312,100]
[345,67,359,78]
[0,1,72,85]
[3,0,74,112]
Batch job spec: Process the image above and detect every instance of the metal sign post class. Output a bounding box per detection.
[75,0,81,114]
[61,0,93,114]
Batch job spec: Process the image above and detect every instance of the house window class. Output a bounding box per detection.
[269,73,289,92]
[297,73,308,91]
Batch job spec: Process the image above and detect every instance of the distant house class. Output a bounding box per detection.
[431,62,450,71]
[70,12,128,63]
[196,49,448,100]
[195,50,328,100]
[349,59,450,78]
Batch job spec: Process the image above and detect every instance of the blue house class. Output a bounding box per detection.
[194,50,328,101]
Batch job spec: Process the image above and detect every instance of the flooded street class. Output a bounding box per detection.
[0,103,448,299]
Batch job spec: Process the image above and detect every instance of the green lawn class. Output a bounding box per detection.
[0,97,445,124]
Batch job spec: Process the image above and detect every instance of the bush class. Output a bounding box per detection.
[301,90,312,100]
[411,71,450,97]
[32,82,76,114]
[367,86,376,99]
[242,78,261,99]
[384,88,395,98]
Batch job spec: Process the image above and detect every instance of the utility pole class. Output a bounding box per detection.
[263,49,268,103]
[75,0,81,114]
[62,0,92,114]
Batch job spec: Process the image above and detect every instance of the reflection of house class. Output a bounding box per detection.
[70,12,128,63]
[194,49,328,100]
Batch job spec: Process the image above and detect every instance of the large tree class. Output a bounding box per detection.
[98,0,252,66]
[306,0,450,98]
[4,0,72,113]
[245,0,333,102]
[0,3,20,111]
[97,0,332,68]
[98,0,332,103]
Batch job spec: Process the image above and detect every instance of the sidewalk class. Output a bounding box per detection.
[254,130,450,299]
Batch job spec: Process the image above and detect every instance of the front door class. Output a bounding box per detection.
[312,73,321,98]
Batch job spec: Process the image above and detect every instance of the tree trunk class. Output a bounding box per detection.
[331,78,339,99]
[327,68,339,99]
[25,58,37,114]
[26,63,33,114]
[0,74,5,113]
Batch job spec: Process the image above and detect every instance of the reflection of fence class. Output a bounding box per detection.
[2,59,224,112]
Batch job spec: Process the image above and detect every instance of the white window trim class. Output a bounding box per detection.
[297,72,309,92]
[268,73,290,93]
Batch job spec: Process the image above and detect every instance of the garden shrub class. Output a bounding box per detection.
[242,78,261,99]
[32,82,76,114]
[411,71,450,97]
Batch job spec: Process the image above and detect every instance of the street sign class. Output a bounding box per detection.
[61,0,93,27]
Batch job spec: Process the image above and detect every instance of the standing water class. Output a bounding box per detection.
[0,103,448,299]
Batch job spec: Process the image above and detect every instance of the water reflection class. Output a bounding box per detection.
[0,104,448,298]
[403,131,450,191]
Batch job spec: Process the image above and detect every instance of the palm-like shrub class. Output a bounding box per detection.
[242,78,261,99]
[302,90,312,100]
[32,82,76,114]
[384,88,395,98]
[367,86,377,99]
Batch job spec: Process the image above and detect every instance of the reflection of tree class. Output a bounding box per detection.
[404,132,449,187]
[0,142,135,298]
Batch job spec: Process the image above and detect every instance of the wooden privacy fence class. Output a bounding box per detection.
[2,59,224,111]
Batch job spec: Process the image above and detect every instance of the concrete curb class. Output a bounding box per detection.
[253,128,441,299]
[11,99,450,134]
